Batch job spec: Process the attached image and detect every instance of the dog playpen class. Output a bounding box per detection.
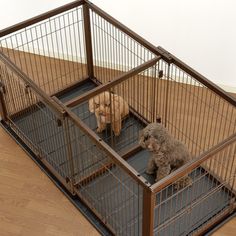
[0,1,235,235]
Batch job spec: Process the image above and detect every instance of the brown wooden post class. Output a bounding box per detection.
[83,3,94,79]
[142,187,155,236]
[62,116,76,194]
[53,96,76,195]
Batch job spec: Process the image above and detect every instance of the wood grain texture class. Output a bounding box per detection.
[0,126,101,236]
[0,49,235,235]
[0,126,235,235]
[212,217,236,236]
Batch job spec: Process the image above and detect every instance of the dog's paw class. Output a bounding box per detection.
[97,127,104,133]
[184,176,193,187]
[146,169,155,175]
[114,131,121,136]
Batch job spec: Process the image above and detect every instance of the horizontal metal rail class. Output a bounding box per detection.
[151,133,236,193]
[0,0,234,108]
[86,0,236,108]
[75,144,141,187]
[0,0,85,37]
[85,0,171,62]
[53,96,151,189]
[192,207,236,236]
[0,0,235,193]
[73,187,116,235]
[157,46,236,107]
[65,56,161,107]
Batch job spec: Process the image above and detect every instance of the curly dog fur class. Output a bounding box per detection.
[89,91,129,136]
[139,123,192,189]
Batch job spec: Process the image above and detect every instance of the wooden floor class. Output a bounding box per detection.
[0,125,235,236]
[212,218,236,236]
[0,126,100,236]
[0,49,235,235]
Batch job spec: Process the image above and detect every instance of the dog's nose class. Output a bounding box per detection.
[99,111,103,115]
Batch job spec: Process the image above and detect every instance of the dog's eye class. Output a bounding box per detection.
[94,103,99,108]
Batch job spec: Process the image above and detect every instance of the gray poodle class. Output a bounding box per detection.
[139,123,192,189]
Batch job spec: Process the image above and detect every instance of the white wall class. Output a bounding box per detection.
[1,0,236,92]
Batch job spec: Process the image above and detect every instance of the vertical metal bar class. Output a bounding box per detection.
[63,116,75,193]
[142,187,154,236]
[34,25,45,89]
[112,23,116,80]
[39,24,51,93]
[151,64,157,122]
[178,71,185,141]
[72,9,82,80]
[118,28,122,74]
[144,68,148,121]
[104,18,108,81]
[66,12,76,82]
[29,28,40,87]
[230,143,236,191]
[44,22,55,92]
[109,89,114,148]
[0,83,7,121]
[108,17,112,79]
[4,70,15,114]
[62,14,73,85]
[164,63,170,127]
[190,79,198,156]
[25,28,34,84]
[83,3,94,78]
[58,15,69,88]
[208,91,218,150]
[53,17,64,88]
[90,11,97,77]
[196,84,204,150]
[114,27,118,77]
[98,14,104,82]
[48,19,60,92]
[224,145,232,182]
[218,100,226,144]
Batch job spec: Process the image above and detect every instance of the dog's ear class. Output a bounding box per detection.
[89,97,99,113]
[88,98,95,113]
[110,102,123,122]
[144,133,150,141]
[152,124,166,144]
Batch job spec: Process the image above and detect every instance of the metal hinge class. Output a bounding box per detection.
[158,70,164,78]
[157,46,174,64]
[51,96,68,122]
